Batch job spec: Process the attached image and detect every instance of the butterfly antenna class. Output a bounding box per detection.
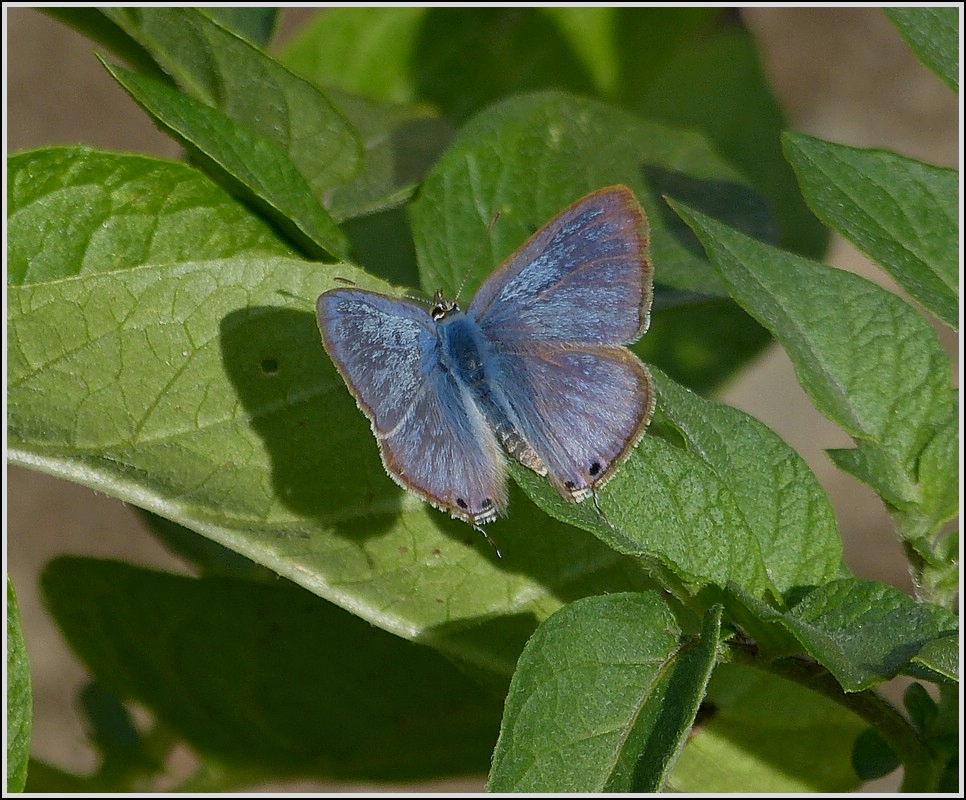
[474,524,503,559]
[453,209,504,304]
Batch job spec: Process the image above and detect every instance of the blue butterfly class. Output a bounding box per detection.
[317,186,654,526]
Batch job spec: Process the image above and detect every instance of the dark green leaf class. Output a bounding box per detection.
[654,369,842,595]
[488,593,721,792]
[410,8,597,123]
[6,579,32,794]
[903,681,938,733]
[669,663,866,792]
[101,8,362,199]
[851,727,900,780]
[783,132,958,328]
[42,557,503,779]
[673,202,957,538]
[102,61,348,260]
[885,7,959,92]
[637,28,828,258]
[201,6,277,46]
[784,579,958,691]
[7,147,296,284]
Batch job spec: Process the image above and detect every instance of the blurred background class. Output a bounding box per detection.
[6,6,959,792]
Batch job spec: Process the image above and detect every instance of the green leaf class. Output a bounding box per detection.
[884,7,959,92]
[7,147,296,284]
[672,202,957,530]
[410,8,599,123]
[510,365,846,601]
[42,557,503,779]
[488,593,721,792]
[669,663,866,792]
[101,8,431,224]
[319,89,453,223]
[654,369,842,595]
[507,376,786,598]
[783,132,958,328]
[281,7,428,103]
[636,28,828,259]
[101,8,362,199]
[783,579,959,692]
[6,579,32,794]
[909,633,959,685]
[102,61,348,260]
[201,6,277,46]
[7,257,657,675]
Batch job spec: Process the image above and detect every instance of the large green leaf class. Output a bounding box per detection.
[783,132,958,329]
[7,256,658,675]
[654,369,842,595]
[7,147,296,284]
[42,557,502,779]
[489,594,721,791]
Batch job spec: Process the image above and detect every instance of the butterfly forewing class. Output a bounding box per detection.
[469,186,651,347]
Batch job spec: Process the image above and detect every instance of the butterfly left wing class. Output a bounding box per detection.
[317,289,508,524]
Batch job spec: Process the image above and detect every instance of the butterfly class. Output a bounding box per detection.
[316,185,654,526]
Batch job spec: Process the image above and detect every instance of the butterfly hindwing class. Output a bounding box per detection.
[491,342,654,500]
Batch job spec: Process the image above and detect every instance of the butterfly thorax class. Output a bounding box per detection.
[436,310,549,478]
[436,308,489,391]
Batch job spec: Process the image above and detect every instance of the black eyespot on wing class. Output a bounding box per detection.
[481,498,493,509]
[565,480,577,490]
[589,461,602,477]
[456,498,468,510]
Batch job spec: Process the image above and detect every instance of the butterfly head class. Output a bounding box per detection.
[431,290,460,321]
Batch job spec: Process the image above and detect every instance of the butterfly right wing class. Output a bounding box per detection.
[317,289,507,524]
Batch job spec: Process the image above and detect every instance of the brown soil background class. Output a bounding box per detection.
[6,7,959,792]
